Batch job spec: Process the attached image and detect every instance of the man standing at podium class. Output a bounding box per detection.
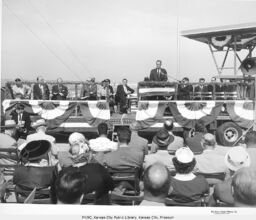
[150,60,168,81]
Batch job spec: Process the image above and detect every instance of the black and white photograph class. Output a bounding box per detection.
[1,0,256,219]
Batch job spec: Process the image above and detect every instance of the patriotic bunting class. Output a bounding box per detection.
[135,101,168,129]
[169,101,223,128]
[79,101,110,126]
[2,100,110,130]
[226,101,254,129]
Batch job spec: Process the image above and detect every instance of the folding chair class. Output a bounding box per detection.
[109,191,144,205]
[24,187,36,204]
[15,186,52,204]
[165,194,208,207]
[106,166,141,196]
[195,172,226,186]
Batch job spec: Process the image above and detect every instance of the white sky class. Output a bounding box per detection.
[2,0,256,84]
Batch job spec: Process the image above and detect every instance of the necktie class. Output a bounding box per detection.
[19,113,22,122]
[158,69,160,78]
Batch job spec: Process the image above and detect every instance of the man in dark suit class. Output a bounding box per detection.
[11,103,31,139]
[33,76,50,100]
[194,78,210,100]
[177,77,193,100]
[149,60,168,81]
[115,79,134,114]
[51,78,68,100]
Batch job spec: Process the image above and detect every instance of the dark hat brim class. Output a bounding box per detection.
[20,140,51,162]
[153,134,174,147]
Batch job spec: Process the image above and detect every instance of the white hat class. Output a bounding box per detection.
[31,119,47,128]
[4,120,16,128]
[175,147,194,163]
[68,132,86,145]
[224,146,251,171]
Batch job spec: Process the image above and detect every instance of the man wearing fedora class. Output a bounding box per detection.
[209,146,251,206]
[26,119,58,162]
[11,103,31,139]
[144,129,175,171]
[0,120,18,165]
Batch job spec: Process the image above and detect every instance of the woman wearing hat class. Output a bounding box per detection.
[168,147,209,204]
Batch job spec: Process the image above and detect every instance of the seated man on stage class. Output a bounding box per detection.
[149,60,168,81]
[12,78,31,99]
[80,78,97,100]
[177,77,193,100]
[194,78,210,100]
[115,78,134,114]
[33,76,50,100]
[51,78,68,100]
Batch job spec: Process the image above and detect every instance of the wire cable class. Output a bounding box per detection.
[27,0,92,76]
[3,2,82,81]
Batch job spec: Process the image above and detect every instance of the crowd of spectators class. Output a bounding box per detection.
[1,116,256,207]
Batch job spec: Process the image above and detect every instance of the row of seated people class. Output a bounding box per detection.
[1,118,256,206]
[177,77,255,100]
[1,77,135,115]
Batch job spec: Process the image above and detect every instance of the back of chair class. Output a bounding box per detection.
[24,187,36,204]
[106,166,141,195]
[110,191,143,205]
[165,196,207,207]
[196,172,226,186]
[15,186,52,204]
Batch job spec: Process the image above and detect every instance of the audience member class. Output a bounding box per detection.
[129,122,148,156]
[232,167,256,207]
[140,163,171,206]
[58,132,93,168]
[54,168,86,204]
[244,131,256,168]
[51,77,68,100]
[149,60,168,81]
[150,128,175,154]
[163,120,184,153]
[195,133,227,174]
[209,146,251,206]
[12,78,31,99]
[168,147,209,203]
[26,119,58,164]
[13,140,57,199]
[0,120,18,165]
[185,120,206,154]
[52,163,114,205]
[115,79,134,114]
[11,103,31,139]
[94,127,144,169]
[144,129,175,171]
[33,76,50,100]
[89,123,117,152]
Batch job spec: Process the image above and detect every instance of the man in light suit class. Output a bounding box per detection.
[149,60,168,81]
[115,79,134,114]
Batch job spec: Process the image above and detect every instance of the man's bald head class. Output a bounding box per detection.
[143,163,170,197]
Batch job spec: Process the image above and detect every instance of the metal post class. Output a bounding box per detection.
[221,47,230,72]
[208,43,221,75]
[254,77,256,130]
[234,36,237,75]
